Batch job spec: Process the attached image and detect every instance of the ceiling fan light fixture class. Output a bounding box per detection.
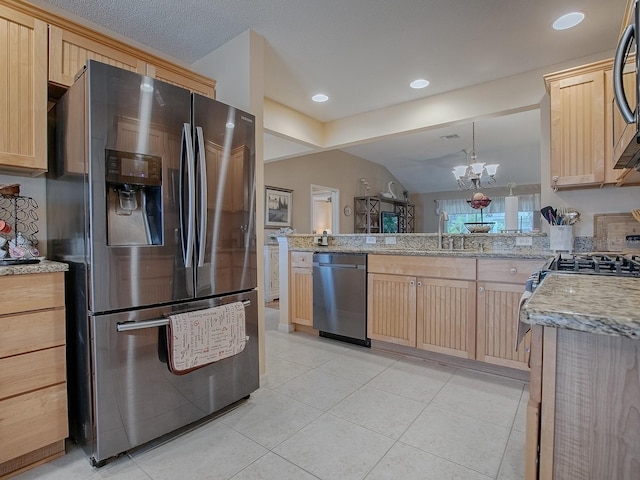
[312,93,329,103]
[553,12,585,30]
[410,79,430,89]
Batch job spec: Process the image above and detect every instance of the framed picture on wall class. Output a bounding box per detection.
[265,186,293,227]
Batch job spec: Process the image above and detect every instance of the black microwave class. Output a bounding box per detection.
[613,0,640,170]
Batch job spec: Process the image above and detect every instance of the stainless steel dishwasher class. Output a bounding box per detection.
[312,252,369,347]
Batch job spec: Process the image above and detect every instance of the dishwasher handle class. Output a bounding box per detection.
[313,262,365,269]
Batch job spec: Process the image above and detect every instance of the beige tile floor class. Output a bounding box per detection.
[15,307,528,480]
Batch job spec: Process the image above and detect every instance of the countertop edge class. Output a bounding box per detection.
[288,247,551,259]
[0,260,69,276]
[522,273,640,339]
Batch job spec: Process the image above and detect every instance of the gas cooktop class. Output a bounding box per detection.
[546,253,640,277]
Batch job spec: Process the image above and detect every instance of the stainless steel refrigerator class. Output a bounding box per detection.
[47,60,258,466]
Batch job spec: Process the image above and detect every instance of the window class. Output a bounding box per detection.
[436,194,540,234]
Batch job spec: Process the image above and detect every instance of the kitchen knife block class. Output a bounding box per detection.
[550,225,573,252]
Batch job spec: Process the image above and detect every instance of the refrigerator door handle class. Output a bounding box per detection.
[181,123,196,267]
[115,300,252,332]
[195,126,207,267]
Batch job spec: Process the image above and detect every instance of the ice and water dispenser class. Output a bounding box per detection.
[105,149,162,246]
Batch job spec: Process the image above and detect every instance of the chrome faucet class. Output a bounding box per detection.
[438,211,449,249]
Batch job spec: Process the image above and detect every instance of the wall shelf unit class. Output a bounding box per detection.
[354,196,414,233]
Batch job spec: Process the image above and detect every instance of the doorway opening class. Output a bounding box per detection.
[311,184,340,234]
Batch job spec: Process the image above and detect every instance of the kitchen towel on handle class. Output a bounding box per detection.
[167,302,247,374]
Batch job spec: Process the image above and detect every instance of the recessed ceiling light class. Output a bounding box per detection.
[312,93,329,103]
[410,79,430,89]
[553,12,585,30]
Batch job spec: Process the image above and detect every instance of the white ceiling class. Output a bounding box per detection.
[36,0,627,192]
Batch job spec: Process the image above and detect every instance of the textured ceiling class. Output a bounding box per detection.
[35,0,626,192]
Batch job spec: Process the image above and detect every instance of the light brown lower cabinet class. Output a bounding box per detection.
[289,252,313,327]
[367,255,476,358]
[416,277,476,359]
[367,272,416,346]
[0,272,67,478]
[367,255,545,368]
[476,258,547,371]
[527,326,640,479]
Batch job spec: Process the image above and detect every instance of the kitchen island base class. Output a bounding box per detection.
[529,326,640,479]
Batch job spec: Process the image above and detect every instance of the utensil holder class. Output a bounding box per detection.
[550,225,573,252]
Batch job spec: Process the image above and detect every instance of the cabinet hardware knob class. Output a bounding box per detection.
[417,281,422,286]
[410,280,415,285]
[478,286,485,292]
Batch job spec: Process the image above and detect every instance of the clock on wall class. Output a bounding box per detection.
[343,205,352,216]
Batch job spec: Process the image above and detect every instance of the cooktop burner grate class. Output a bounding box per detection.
[548,253,640,277]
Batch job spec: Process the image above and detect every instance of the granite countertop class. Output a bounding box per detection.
[291,246,551,259]
[523,272,640,339]
[0,260,69,276]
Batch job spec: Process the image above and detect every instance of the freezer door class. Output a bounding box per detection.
[86,290,259,465]
[192,96,257,297]
[86,61,194,312]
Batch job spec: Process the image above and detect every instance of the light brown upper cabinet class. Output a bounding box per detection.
[48,25,146,87]
[546,57,640,189]
[545,60,608,190]
[145,64,215,98]
[49,25,215,97]
[0,5,47,173]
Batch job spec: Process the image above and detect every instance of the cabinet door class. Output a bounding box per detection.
[549,70,605,188]
[476,281,530,370]
[146,64,215,97]
[367,273,416,346]
[604,67,640,185]
[0,6,47,172]
[416,277,476,359]
[49,25,145,87]
[290,266,313,326]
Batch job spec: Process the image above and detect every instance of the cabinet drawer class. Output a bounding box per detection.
[368,255,476,280]
[477,259,547,284]
[0,308,66,358]
[0,383,68,464]
[0,346,66,400]
[290,251,313,268]
[0,273,64,316]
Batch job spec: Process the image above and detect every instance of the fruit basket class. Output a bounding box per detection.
[464,222,494,233]
[465,194,493,233]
